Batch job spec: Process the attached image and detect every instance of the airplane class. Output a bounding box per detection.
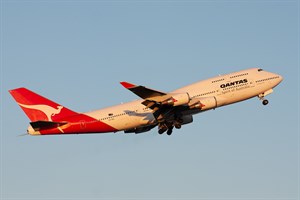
[9,68,283,136]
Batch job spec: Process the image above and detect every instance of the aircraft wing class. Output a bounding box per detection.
[120,82,168,99]
[120,81,173,107]
[120,82,190,122]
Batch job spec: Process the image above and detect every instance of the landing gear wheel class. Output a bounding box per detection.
[158,129,165,134]
[167,129,173,135]
[175,124,181,129]
[262,99,269,105]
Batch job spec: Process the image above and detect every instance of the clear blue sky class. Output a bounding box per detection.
[1,1,299,200]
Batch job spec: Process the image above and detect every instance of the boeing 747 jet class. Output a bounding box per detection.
[9,68,283,135]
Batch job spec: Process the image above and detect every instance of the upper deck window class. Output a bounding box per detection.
[258,68,263,72]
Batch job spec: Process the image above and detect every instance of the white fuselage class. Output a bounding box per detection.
[84,68,283,132]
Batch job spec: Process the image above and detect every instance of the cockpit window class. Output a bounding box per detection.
[258,68,263,72]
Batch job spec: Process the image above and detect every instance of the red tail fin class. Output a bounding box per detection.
[9,88,78,122]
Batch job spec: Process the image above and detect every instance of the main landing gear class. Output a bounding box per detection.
[158,128,166,134]
[166,127,173,135]
[158,125,172,135]
[158,120,182,135]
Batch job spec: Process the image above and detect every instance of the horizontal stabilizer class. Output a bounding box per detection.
[30,121,68,131]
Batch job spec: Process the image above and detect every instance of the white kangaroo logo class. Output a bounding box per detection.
[18,103,63,121]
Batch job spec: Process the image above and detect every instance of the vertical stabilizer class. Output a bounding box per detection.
[9,88,78,122]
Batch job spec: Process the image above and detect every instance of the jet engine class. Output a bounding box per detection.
[189,96,217,111]
[162,93,190,106]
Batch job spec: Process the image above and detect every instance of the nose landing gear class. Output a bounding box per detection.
[258,89,274,106]
[258,93,269,106]
[259,97,269,106]
[262,99,269,105]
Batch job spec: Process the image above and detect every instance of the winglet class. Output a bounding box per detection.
[120,82,137,89]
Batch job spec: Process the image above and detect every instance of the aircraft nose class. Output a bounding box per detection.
[278,75,283,82]
[275,74,283,84]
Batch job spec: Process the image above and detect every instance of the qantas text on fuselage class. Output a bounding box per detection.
[220,79,248,88]
[9,68,283,136]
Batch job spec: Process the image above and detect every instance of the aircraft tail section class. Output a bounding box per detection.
[9,87,78,122]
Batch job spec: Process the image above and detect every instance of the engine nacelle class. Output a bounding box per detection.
[199,97,217,110]
[189,97,217,111]
[162,93,190,107]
